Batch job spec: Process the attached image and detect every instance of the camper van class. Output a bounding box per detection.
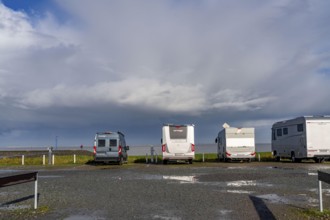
[215,123,256,162]
[161,124,195,164]
[272,116,330,163]
[93,131,129,165]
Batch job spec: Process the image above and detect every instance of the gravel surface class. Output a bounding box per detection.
[1,162,330,219]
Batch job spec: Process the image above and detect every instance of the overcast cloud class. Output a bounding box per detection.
[0,0,330,147]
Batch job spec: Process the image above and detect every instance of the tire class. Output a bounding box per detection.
[275,156,281,162]
[314,158,323,163]
[163,159,168,165]
[188,159,193,164]
[118,157,123,165]
[291,152,296,163]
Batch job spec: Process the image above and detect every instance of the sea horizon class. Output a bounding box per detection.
[0,143,271,155]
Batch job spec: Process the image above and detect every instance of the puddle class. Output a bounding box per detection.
[152,214,181,220]
[309,188,330,195]
[227,180,256,187]
[64,215,105,220]
[256,194,289,204]
[0,204,30,211]
[163,176,196,184]
[226,190,254,194]
[218,209,233,216]
[225,180,273,188]
[256,193,319,207]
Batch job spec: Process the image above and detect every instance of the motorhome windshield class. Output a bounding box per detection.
[169,126,187,139]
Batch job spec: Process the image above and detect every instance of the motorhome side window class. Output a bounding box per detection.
[297,124,304,132]
[169,126,187,139]
[283,128,288,135]
[276,128,282,137]
[109,139,117,147]
[98,139,106,147]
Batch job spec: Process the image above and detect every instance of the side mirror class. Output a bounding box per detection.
[215,138,218,143]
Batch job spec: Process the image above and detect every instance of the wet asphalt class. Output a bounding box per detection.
[1,162,330,220]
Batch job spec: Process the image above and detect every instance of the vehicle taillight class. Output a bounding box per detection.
[191,143,195,152]
[162,144,166,152]
[226,151,231,156]
[251,152,256,156]
[118,146,122,155]
[93,146,96,154]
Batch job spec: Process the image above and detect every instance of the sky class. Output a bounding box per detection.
[0,0,330,148]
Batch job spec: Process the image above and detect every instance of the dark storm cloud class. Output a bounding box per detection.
[0,1,330,146]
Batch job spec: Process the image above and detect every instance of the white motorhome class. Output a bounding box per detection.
[161,124,195,164]
[272,116,330,163]
[215,123,256,162]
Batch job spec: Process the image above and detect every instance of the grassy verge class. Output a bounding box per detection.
[298,208,330,219]
[0,152,276,166]
[0,206,50,219]
[129,152,274,164]
[255,152,274,161]
[0,154,94,166]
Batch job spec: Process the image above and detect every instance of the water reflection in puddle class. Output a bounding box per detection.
[227,180,256,187]
[163,176,196,184]
[256,193,318,206]
[152,214,181,220]
[218,209,233,216]
[256,194,289,204]
[226,190,254,194]
[0,204,30,211]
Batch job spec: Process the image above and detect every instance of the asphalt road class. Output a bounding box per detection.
[1,162,330,219]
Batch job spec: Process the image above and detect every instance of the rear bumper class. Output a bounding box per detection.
[94,154,120,162]
[163,153,195,161]
[226,154,255,160]
[307,154,330,159]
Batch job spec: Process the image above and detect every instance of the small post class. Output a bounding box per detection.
[203,153,205,162]
[48,147,53,165]
[22,155,25,165]
[146,153,148,164]
[74,154,76,164]
[258,154,261,162]
[150,146,154,164]
[319,180,323,212]
[43,155,45,165]
[34,173,38,209]
[52,154,55,165]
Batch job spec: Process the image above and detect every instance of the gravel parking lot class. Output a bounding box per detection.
[1,162,330,219]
